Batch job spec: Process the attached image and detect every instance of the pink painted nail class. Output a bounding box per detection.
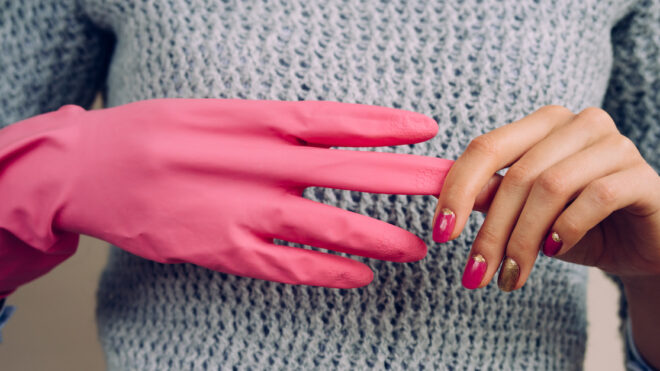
[542,231,563,257]
[432,208,455,243]
[462,254,487,290]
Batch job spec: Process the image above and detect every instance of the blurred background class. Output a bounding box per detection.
[0,235,625,370]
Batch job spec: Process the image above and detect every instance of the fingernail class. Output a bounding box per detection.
[462,254,487,290]
[542,231,563,257]
[497,257,520,292]
[432,208,455,243]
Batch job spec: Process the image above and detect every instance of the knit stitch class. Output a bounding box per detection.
[2,0,659,369]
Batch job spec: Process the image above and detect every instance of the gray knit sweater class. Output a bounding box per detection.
[2,0,659,369]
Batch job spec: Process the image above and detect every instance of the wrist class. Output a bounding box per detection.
[0,105,86,249]
[619,274,660,369]
[620,274,660,296]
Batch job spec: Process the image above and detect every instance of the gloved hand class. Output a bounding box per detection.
[0,99,452,294]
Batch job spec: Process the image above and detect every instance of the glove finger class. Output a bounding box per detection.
[254,195,427,262]
[197,232,374,288]
[205,99,437,147]
[135,99,437,147]
[281,100,439,147]
[279,145,453,195]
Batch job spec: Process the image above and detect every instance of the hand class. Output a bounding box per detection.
[432,105,660,291]
[0,99,452,294]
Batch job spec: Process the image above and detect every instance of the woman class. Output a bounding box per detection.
[0,0,658,369]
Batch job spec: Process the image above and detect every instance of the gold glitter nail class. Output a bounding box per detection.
[473,254,486,263]
[551,231,561,243]
[497,257,520,292]
[433,207,454,229]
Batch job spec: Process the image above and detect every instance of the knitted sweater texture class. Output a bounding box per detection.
[2,0,659,369]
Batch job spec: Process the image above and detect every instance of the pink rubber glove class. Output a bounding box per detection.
[0,99,452,295]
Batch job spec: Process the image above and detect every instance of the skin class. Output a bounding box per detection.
[433,105,660,367]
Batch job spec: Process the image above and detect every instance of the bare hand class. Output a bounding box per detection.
[432,105,660,291]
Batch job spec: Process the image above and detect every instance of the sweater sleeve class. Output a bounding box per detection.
[0,0,114,334]
[601,0,660,369]
[602,0,660,173]
[0,0,114,127]
[0,298,16,344]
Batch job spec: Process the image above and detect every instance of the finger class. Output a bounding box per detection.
[280,100,439,147]
[472,108,619,290]
[473,173,503,212]
[150,99,438,147]
[498,135,640,291]
[548,165,660,273]
[255,195,427,262]
[431,173,502,204]
[170,135,452,195]
[278,146,454,195]
[198,232,374,289]
[434,105,575,244]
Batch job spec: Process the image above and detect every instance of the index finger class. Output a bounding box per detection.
[137,99,438,148]
[276,100,440,148]
[432,106,574,242]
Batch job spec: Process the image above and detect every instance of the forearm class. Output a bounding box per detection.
[622,275,660,369]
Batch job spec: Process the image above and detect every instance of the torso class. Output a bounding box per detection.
[87,1,635,369]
